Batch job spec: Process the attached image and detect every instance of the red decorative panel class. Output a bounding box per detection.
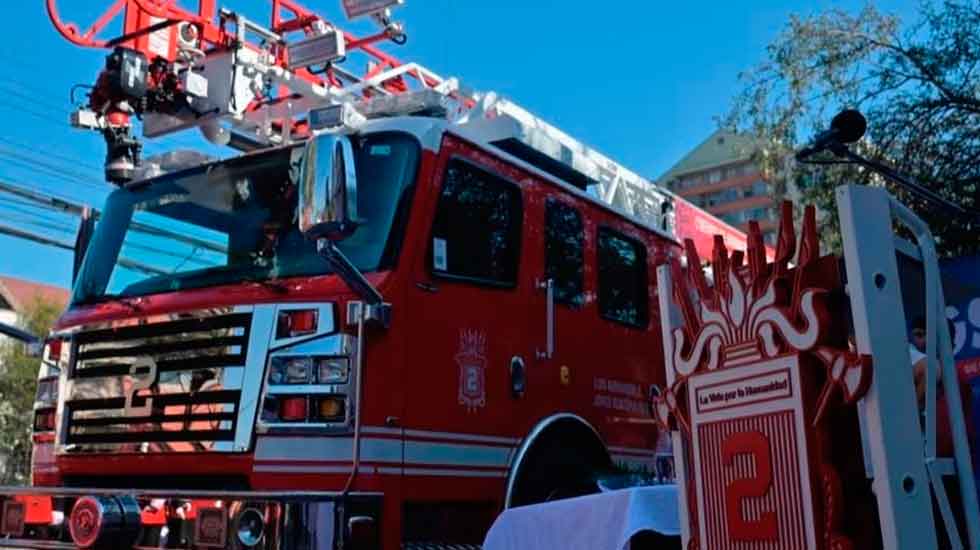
[687,357,816,550]
[652,201,876,549]
[698,411,806,549]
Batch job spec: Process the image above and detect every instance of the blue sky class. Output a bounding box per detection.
[0,0,917,290]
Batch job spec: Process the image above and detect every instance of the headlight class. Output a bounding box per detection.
[262,354,351,426]
[36,377,58,405]
[316,358,349,384]
[267,356,349,385]
[268,357,314,385]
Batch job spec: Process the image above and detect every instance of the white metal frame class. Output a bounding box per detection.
[838,183,980,550]
[655,263,691,544]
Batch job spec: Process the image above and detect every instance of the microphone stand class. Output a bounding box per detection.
[803,141,975,220]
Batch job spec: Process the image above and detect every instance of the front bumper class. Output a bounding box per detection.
[0,486,382,550]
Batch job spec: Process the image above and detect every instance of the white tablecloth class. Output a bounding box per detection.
[482,485,679,550]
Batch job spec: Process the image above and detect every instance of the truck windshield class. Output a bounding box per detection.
[72,132,420,305]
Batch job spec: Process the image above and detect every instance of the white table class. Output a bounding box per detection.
[482,485,680,550]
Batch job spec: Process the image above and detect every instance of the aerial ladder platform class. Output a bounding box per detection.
[47,0,675,237]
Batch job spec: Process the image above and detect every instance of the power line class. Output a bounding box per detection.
[0,84,71,116]
[0,223,164,276]
[0,81,216,162]
[0,215,75,235]
[121,240,216,266]
[0,182,92,215]
[0,180,97,213]
[0,136,104,175]
[0,145,103,181]
[0,98,70,128]
[0,51,77,104]
[0,202,77,229]
[0,180,228,255]
[0,222,74,251]
[0,157,99,197]
[0,195,72,217]
[0,189,212,268]
[0,150,107,193]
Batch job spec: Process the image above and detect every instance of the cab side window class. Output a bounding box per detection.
[597,227,649,328]
[430,159,523,286]
[544,199,584,306]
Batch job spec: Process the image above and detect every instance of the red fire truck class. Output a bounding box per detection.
[0,1,753,548]
[3,2,976,549]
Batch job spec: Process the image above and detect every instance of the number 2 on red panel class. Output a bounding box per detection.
[721,431,778,541]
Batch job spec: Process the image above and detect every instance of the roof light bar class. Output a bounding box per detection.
[287,25,346,70]
[341,0,403,20]
[359,88,454,119]
[309,103,366,132]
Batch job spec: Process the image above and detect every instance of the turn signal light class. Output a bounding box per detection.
[262,394,347,425]
[314,396,345,422]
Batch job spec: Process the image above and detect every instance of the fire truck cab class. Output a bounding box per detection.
[22,102,677,549]
[7,1,793,547]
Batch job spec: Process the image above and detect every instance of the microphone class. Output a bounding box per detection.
[795,109,867,161]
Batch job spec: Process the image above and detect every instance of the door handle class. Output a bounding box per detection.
[510,356,526,398]
[536,278,554,360]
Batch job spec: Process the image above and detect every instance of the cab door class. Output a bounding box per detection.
[404,144,533,449]
[527,197,590,415]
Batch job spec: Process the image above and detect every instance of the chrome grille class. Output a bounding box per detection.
[62,309,252,452]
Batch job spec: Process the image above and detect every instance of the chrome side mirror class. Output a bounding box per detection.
[299,134,359,241]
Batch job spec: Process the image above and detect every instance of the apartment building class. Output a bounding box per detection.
[659,130,779,245]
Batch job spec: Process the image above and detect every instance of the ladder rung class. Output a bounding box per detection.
[930,457,958,476]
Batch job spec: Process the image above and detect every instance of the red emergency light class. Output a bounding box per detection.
[45,339,62,362]
[276,309,318,339]
[278,396,308,422]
